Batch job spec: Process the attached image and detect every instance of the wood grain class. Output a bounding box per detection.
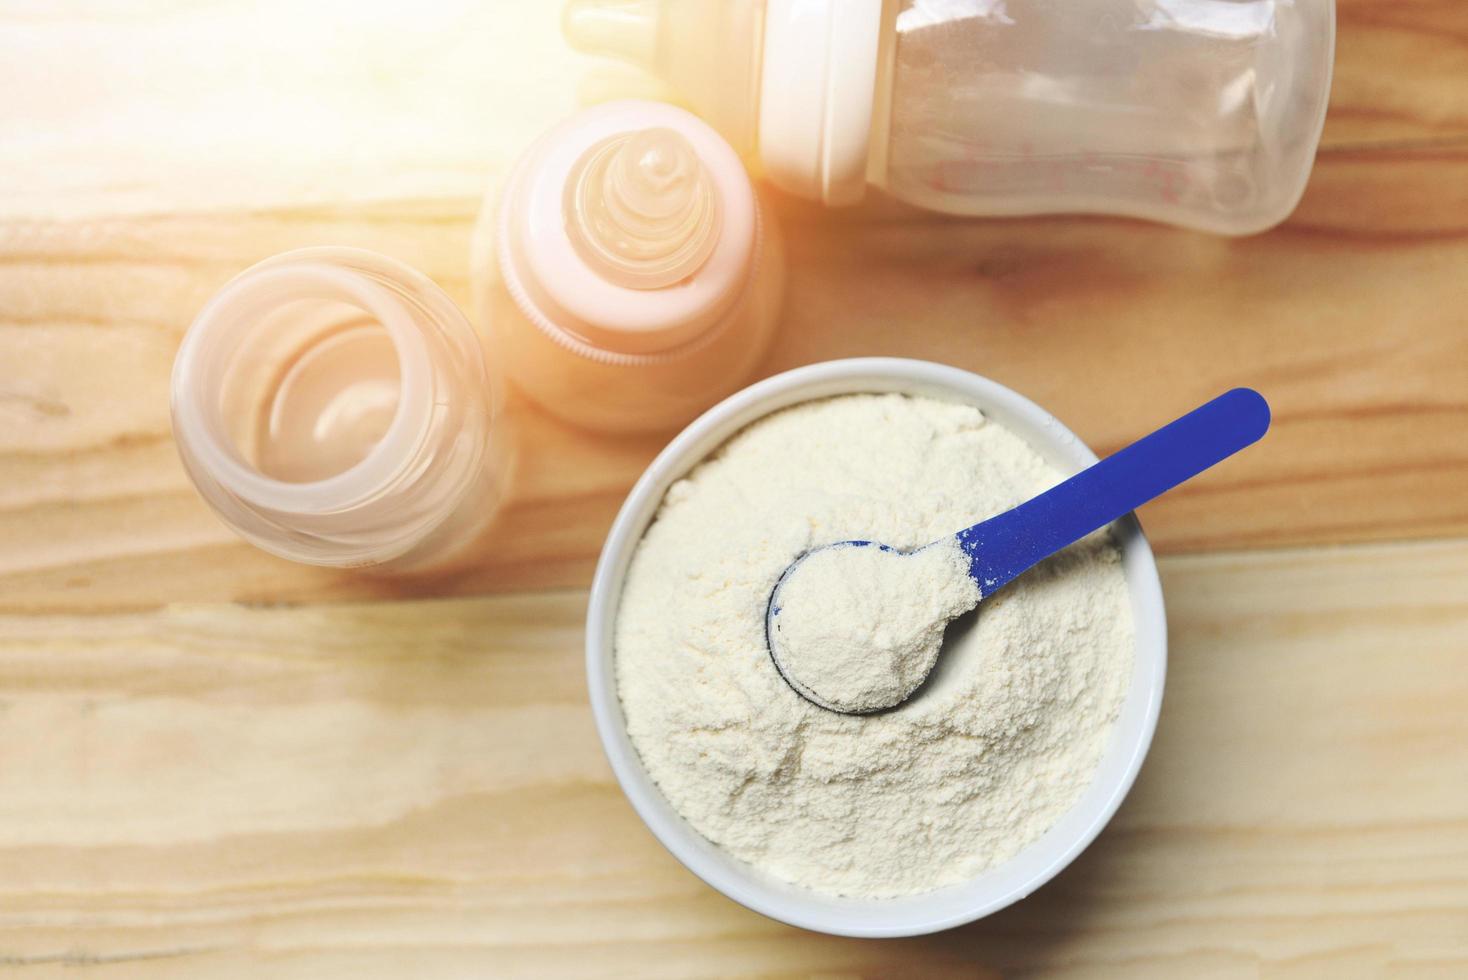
[3,3,1468,610]
[5,156,1468,610]
[0,538,1464,978]
[3,4,1466,977]
[1330,0,1468,148]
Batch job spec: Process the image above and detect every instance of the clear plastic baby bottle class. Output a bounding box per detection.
[472,99,783,433]
[172,248,511,571]
[564,0,1335,234]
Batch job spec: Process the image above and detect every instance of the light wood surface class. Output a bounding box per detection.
[2,0,1468,609]
[3,1,1468,976]
[0,539,1465,977]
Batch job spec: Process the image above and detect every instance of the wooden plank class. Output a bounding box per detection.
[4,140,1468,610]
[2,0,1468,612]
[1330,0,1468,147]
[0,538,1464,977]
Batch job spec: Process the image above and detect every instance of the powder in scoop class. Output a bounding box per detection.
[770,540,980,712]
[615,393,1133,898]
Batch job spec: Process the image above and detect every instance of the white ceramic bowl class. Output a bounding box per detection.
[585,358,1166,937]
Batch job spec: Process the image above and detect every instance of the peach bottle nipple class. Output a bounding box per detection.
[564,127,722,290]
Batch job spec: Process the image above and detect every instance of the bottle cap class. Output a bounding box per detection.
[758,0,883,206]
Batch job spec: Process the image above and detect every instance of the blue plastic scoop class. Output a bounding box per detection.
[766,388,1271,714]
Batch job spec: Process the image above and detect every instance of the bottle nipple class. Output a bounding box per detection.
[565,127,722,290]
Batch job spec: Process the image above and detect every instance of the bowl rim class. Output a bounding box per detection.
[585,357,1167,937]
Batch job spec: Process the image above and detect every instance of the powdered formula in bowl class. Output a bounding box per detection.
[614,390,1135,899]
[578,359,1162,933]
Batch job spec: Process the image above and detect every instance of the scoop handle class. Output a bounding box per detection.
[957,388,1270,595]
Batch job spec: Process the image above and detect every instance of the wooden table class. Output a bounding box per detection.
[2,1,1466,975]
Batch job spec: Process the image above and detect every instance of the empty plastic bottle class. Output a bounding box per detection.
[565,0,1335,234]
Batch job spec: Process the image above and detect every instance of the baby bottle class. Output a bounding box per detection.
[472,99,783,433]
[172,248,510,571]
[564,0,1336,234]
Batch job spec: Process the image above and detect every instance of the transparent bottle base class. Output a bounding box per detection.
[875,0,1335,234]
[173,247,510,572]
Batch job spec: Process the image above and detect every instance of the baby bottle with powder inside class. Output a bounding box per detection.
[472,99,783,433]
[172,248,510,572]
[565,0,1336,235]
